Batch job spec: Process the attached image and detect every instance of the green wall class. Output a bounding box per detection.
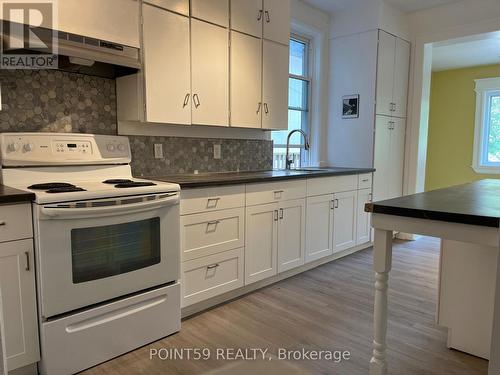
[425,64,500,191]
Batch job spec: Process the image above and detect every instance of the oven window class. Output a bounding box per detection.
[71,218,161,283]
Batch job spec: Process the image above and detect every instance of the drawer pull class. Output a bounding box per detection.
[274,190,284,194]
[279,208,284,219]
[206,263,220,270]
[207,197,220,208]
[362,178,369,182]
[0,221,5,226]
[207,220,220,225]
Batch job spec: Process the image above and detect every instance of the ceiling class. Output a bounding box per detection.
[303,0,464,14]
[432,33,500,71]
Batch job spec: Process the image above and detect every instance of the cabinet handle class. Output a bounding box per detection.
[182,93,190,108]
[279,208,284,219]
[264,103,269,114]
[0,220,5,226]
[207,263,220,270]
[25,251,30,271]
[334,199,339,209]
[330,200,335,210]
[362,178,369,182]
[257,9,263,21]
[256,102,262,114]
[207,220,220,226]
[274,210,279,221]
[368,193,373,202]
[193,94,201,108]
[265,10,270,23]
[207,197,220,207]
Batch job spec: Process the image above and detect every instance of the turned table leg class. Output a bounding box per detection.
[370,229,393,375]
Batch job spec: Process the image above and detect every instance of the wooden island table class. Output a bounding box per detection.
[365,179,500,374]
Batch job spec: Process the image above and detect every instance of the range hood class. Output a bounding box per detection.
[2,24,141,78]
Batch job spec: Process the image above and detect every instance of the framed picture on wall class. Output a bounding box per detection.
[342,95,360,119]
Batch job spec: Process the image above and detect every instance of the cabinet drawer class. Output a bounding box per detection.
[246,180,306,206]
[358,173,373,189]
[182,248,244,307]
[181,185,245,215]
[306,175,358,197]
[0,204,32,243]
[181,208,244,261]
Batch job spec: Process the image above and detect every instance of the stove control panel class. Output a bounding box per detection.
[0,133,131,166]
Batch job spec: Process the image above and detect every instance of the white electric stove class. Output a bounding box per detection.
[0,133,181,375]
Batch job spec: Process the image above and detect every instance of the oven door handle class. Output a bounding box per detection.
[41,194,179,219]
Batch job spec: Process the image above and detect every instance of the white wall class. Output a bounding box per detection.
[405,0,500,195]
[327,30,378,168]
[291,0,331,166]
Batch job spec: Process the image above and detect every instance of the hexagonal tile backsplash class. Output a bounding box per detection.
[0,69,273,176]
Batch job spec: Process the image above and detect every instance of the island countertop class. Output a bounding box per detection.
[365,179,500,228]
[148,167,375,189]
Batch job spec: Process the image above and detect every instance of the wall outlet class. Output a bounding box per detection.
[213,144,221,159]
[154,143,164,159]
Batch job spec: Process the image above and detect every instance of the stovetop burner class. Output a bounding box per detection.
[46,187,87,194]
[115,181,157,188]
[102,179,134,184]
[28,182,76,190]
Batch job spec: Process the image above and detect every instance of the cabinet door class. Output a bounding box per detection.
[376,30,396,117]
[191,19,229,127]
[333,191,357,253]
[143,5,191,124]
[388,117,406,199]
[230,32,263,128]
[58,0,140,47]
[245,203,278,284]
[262,40,289,130]
[356,189,372,245]
[144,0,189,15]
[278,199,305,273]
[191,0,229,27]
[263,0,290,45]
[372,115,392,202]
[230,0,263,38]
[0,239,39,371]
[305,194,334,263]
[393,38,410,118]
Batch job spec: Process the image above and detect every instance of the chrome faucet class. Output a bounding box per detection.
[285,129,310,170]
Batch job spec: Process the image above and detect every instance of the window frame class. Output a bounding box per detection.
[472,77,500,174]
[272,34,312,167]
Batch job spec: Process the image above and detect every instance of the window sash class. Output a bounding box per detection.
[480,90,500,167]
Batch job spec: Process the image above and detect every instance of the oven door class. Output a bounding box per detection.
[34,193,180,318]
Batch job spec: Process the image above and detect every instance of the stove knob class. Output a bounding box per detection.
[107,144,115,152]
[117,144,126,152]
[7,143,20,152]
[23,143,34,152]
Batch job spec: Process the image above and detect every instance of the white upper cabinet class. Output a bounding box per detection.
[191,20,229,127]
[376,30,410,118]
[376,31,396,117]
[142,5,191,124]
[191,0,229,27]
[262,40,289,130]
[144,0,189,16]
[393,38,410,118]
[263,0,291,45]
[230,32,263,128]
[230,0,263,38]
[58,0,140,47]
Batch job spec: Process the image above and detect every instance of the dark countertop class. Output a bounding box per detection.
[365,179,500,228]
[148,167,375,189]
[0,185,35,205]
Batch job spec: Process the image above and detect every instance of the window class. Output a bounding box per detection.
[271,35,311,169]
[472,78,500,174]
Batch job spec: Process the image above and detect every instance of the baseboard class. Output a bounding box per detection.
[181,242,373,318]
[8,364,37,375]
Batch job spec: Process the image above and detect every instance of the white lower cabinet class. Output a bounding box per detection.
[305,194,334,263]
[356,189,372,245]
[277,199,305,273]
[182,248,244,307]
[332,190,358,253]
[245,202,278,284]
[0,238,40,371]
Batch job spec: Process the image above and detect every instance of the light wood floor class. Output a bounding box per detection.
[82,237,488,375]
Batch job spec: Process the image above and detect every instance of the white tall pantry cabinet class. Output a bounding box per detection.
[373,30,410,202]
